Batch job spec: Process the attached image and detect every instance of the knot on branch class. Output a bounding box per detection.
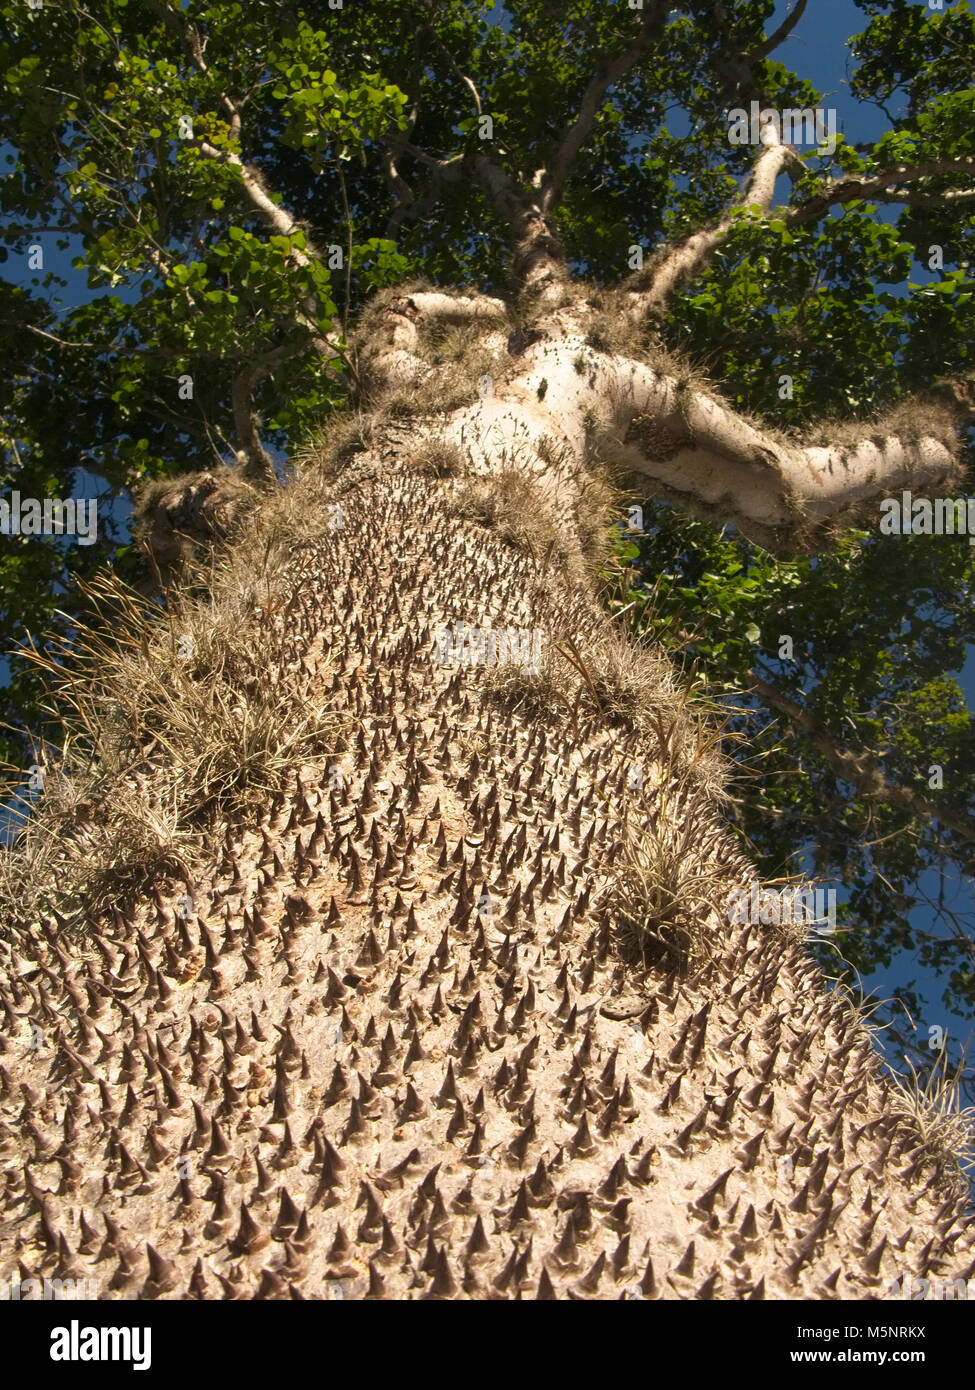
[625,412,695,462]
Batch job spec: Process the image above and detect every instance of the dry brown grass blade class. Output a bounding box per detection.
[888,1037,975,1180]
[1,520,343,934]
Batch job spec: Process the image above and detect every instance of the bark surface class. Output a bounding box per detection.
[2,288,974,1301]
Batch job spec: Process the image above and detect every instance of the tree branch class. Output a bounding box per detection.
[464,153,565,296]
[629,129,803,317]
[358,290,507,395]
[230,343,293,481]
[603,353,966,536]
[193,140,345,370]
[397,142,466,174]
[630,149,975,320]
[337,165,354,343]
[231,370,271,480]
[196,140,305,247]
[386,133,565,296]
[750,673,975,848]
[880,187,975,207]
[144,0,238,126]
[786,158,975,226]
[379,139,471,241]
[145,0,344,362]
[381,133,417,236]
[743,0,808,62]
[24,324,97,350]
[538,3,668,215]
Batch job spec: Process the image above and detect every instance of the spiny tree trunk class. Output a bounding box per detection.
[1,282,973,1303]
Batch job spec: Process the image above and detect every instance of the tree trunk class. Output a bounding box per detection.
[1,285,972,1303]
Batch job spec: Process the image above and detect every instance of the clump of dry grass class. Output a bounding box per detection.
[418,315,506,366]
[33,570,337,822]
[610,785,728,974]
[888,1039,975,1181]
[133,464,259,519]
[452,468,565,559]
[582,287,645,359]
[0,761,191,932]
[378,331,507,418]
[293,410,379,480]
[564,628,730,785]
[132,465,261,587]
[573,464,629,574]
[1,521,342,931]
[481,641,567,718]
[529,435,631,578]
[605,693,740,971]
[579,628,681,724]
[406,439,468,479]
[449,444,625,581]
[353,301,509,421]
[483,617,732,797]
[805,394,961,452]
[582,288,721,388]
[455,728,489,767]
